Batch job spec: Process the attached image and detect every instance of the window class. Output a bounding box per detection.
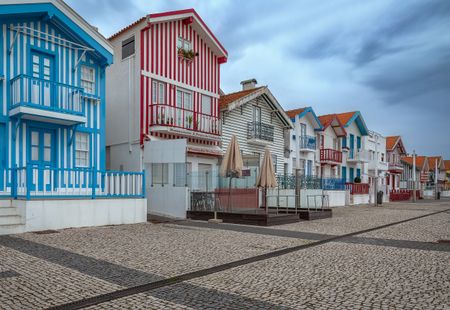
[201,95,211,115]
[272,154,277,171]
[173,163,187,187]
[152,80,166,104]
[381,153,385,162]
[177,37,192,51]
[300,123,306,137]
[75,133,89,167]
[81,65,95,94]
[121,36,135,60]
[151,163,168,185]
[176,89,192,110]
[253,105,261,123]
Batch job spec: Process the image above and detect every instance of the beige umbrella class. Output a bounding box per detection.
[257,148,278,214]
[219,135,244,213]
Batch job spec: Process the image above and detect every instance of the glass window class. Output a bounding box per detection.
[177,37,192,51]
[151,163,168,185]
[75,133,89,167]
[253,106,261,123]
[121,36,135,60]
[81,65,95,94]
[201,95,211,115]
[173,163,187,187]
[177,89,193,110]
[152,80,165,105]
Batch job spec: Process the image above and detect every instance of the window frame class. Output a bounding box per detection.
[201,95,212,115]
[80,65,96,95]
[152,80,166,105]
[177,37,192,51]
[75,132,90,168]
[121,36,135,60]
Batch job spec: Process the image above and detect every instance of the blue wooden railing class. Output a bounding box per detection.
[1,166,145,200]
[10,74,85,116]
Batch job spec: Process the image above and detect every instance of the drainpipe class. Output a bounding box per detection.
[128,57,133,154]
[412,150,416,202]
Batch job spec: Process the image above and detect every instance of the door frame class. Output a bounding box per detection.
[0,123,6,190]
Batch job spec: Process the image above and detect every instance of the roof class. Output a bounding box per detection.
[109,17,146,40]
[427,156,444,169]
[285,108,306,119]
[219,87,264,109]
[285,107,323,130]
[401,156,428,170]
[0,0,113,63]
[444,160,450,171]
[336,111,369,136]
[318,114,347,137]
[219,86,293,128]
[386,136,400,151]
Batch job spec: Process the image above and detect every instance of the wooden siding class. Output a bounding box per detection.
[0,19,105,170]
[221,95,286,174]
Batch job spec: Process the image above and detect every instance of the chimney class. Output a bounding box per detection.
[240,78,257,91]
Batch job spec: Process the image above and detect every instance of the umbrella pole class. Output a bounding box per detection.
[265,187,268,215]
[228,176,232,212]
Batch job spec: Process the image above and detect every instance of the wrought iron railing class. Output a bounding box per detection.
[299,135,316,150]
[10,74,84,115]
[247,122,274,142]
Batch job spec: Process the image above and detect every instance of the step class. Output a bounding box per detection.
[0,224,25,235]
[0,200,12,208]
[0,207,20,216]
[0,215,23,226]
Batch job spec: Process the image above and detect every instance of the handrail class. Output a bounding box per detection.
[10,74,84,91]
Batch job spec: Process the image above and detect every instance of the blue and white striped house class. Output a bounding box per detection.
[0,0,146,234]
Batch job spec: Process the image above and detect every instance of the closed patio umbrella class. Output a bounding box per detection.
[257,148,278,214]
[219,135,244,213]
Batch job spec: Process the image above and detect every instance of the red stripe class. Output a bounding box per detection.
[146,77,150,133]
[165,22,168,78]
[139,75,144,146]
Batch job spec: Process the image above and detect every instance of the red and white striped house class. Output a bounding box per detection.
[106,9,227,218]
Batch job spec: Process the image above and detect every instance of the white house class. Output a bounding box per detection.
[385,135,407,199]
[284,107,322,176]
[220,79,293,179]
[365,131,388,202]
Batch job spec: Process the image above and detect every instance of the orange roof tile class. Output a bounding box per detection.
[219,87,263,109]
[444,160,450,170]
[108,17,146,40]
[402,156,427,170]
[386,136,400,151]
[335,111,356,126]
[285,108,306,119]
[427,156,442,168]
[317,114,347,137]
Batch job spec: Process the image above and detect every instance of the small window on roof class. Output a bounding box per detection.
[122,36,135,60]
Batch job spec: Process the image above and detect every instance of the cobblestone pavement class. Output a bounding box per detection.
[0,200,449,309]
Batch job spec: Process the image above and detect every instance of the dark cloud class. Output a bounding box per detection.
[66,0,450,157]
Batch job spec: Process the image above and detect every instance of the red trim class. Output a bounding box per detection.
[148,9,228,57]
[182,16,194,25]
[218,56,227,64]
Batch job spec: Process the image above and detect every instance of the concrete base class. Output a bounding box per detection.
[0,198,147,235]
[208,218,223,224]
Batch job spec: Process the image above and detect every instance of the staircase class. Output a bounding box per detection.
[0,200,25,235]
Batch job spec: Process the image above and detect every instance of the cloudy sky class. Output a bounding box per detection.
[68,0,450,158]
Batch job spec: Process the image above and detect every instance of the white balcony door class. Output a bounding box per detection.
[31,51,54,108]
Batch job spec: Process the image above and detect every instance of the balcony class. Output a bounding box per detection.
[9,74,86,125]
[388,161,404,173]
[345,182,369,195]
[299,135,316,152]
[347,149,370,163]
[320,148,342,164]
[247,122,274,145]
[149,104,220,141]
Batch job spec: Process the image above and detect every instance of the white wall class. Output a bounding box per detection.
[266,189,324,208]
[320,126,341,178]
[14,199,147,232]
[323,190,346,207]
[287,112,319,175]
[342,121,368,183]
[147,186,189,219]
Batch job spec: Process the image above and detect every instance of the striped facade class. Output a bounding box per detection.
[0,1,113,189]
[139,13,226,148]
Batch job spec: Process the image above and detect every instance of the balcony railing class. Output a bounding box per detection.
[388,161,403,172]
[345,182,369,195]
[320,148,342,163]
[299,135,316,151]
[5,166,145,199]
[247,122,274,142]
[10,74,84,116]
[150,104,220,135]
[321,178,346,190]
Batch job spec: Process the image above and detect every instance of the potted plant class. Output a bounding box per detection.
[354,176,361,183]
